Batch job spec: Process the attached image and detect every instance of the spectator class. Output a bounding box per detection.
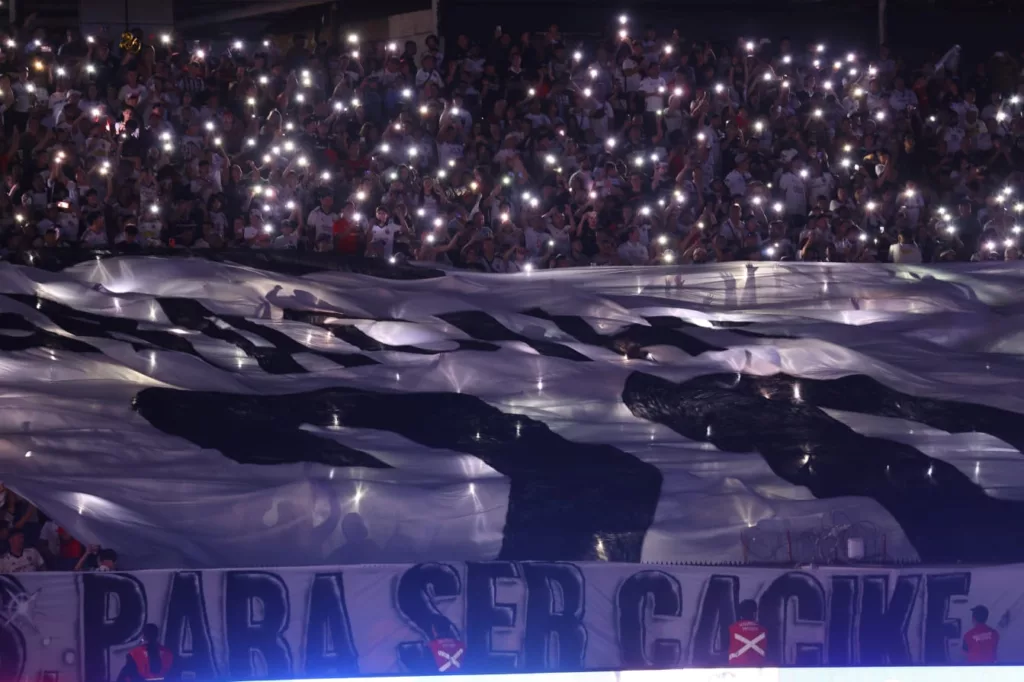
[0,14,1017,271]
[0,530,46,573]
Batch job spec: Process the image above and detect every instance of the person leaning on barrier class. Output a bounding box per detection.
[728,599,767,666]
[963,605,999,664]
[117,623,176,682]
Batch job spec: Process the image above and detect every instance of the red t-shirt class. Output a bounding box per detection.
[728,620,767,666]
[332,218,361,254]
[964,623,998,663]
[58,528,85,559]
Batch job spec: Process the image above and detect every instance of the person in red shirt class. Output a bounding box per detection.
[728,599,767,666]
[963,605,999,664]
[117,623,175,681]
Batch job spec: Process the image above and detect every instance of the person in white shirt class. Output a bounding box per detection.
[80,211,109,247]
[888,77,918,112]
[806,161,836,205]
[889,230,922,263]
[415,54,444,89]
[306,191,339,239]
[118,70,149,106]
[637,64,666,113]
[718,202,744,243]
[0,531,46,573]
[621,43,645,92]
[778,161,808,217]
[272,221,300,249]
[368,206,404,256]
[724,154,751,197]
[618,228,650,264]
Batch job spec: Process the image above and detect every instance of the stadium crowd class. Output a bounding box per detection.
[0,481,116,572]
[0,14,1022,271]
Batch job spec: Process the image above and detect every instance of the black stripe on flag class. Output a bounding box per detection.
[623,371,1024,563]
[524,310,726,358]
[156,298,378,372]
[0,311,101,354]
[133,386,663,562]
[437,311,593,362]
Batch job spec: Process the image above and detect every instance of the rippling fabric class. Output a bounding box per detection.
[2,257,1024,568]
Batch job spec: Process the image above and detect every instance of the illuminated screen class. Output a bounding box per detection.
[242,668,1024,682]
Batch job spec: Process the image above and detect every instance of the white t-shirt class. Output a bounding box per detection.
[618,240,648,264]
[807,173,836,204]
[724,170,749,198]
[889,89,918,112]
[119,83,148,104]
[638,77,666,112]
[0,548,45,573]
[622,58,643,92]
[889,243,922,263]
[81,227,109,247]
[779,172,808,216]
[370,222,401,255]
[943,126,966,154]
[307,207,339,238]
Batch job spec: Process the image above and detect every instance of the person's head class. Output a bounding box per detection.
[972,605,989,625]
[7,530,24,554]
[737,599,758,621]
[729,202,741,222]
[319,192,334,211]
[98,548,118,569]
[86,211,104,232]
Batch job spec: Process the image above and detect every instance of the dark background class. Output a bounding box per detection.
[435,0,1024,65]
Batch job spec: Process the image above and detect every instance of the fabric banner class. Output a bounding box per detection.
[2,561,1023,681]
[4,258,1024,571]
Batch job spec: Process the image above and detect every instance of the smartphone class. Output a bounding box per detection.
[57,201,70,209]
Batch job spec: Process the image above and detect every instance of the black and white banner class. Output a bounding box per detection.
[2,561,1024,680]
[2,257,1024,569]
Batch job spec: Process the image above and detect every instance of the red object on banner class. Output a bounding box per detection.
[727,620,767,666]
[429,638,466,672]
[964,623,999,663]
